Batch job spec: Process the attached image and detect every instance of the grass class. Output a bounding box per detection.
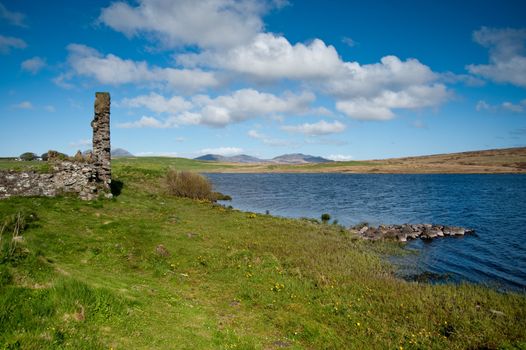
[0,160,525,349]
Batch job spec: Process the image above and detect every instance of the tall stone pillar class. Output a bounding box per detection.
[92,92,111,188]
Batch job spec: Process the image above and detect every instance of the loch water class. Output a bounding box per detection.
[207,173,526,292]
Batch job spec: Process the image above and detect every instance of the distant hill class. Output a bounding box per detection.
[195,153,332,164]
[271,153,333,164]
[111,148,134,157]
[195,154,265,163]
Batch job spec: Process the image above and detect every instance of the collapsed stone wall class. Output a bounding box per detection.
[0,161,105,200]
[0,92,112,201]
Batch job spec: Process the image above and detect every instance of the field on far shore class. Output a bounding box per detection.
[1,147,526,175]
[116,147,526,174]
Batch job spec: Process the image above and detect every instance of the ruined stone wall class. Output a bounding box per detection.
[0,92,113,201]
[0,161,104,200]
[92,92,111,189]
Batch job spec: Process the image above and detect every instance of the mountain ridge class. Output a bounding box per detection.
[194,153,333,164]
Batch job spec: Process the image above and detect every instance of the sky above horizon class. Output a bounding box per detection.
[1,0,525,160]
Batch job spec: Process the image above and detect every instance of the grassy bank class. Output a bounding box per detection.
[0,162,525,349]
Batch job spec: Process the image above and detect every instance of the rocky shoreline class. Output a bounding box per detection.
[350,223,475,242]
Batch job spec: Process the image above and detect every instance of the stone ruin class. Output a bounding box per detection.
[0,92,112,201]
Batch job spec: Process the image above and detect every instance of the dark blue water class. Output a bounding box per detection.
[206,173,526,292]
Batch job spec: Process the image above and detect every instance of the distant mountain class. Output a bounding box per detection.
[195,154,265,163]
[195,154,223,161]
[111,148,134,157]
[227,154,266,163]
[271,153,333,164]
[194,153,333,164]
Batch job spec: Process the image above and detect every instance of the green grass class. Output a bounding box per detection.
[0,161,525,349]
[0,160,51,172]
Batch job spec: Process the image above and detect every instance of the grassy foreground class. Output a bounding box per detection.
[0,161,525,349]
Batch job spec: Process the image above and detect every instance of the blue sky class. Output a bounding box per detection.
[1,0,525,160]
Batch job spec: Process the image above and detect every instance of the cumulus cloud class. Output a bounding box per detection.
[121,92,191,114]
[475,99,526,113]
[118,116,171,129]
[121,89,315,128]
[336,84,448,120]
[178,33,343,80]
[12,101,33,109]
[99,0,282,49]
[178,34,448,120]
[58,44,218,91]
[327,154,353,161]
[467,27,526,87]
[198,147,243,156]
[281,120,346,135]
[0,35,26,54]
[0,2,26,27]
[21,56,46,74]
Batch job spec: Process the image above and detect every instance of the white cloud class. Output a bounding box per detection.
[476,100,491,111]
[117,116,172,129]
[502,101,524,113]
[13,101,33,109]
[0,2,27,27]
[327,154,353,161]
[342,36,356,47]
[188,89,314,127]
[44,105,56,112]
[99,0,278,49]
[336,84,448,120]
[475,99,525,113]
[178,33,343,80]
[467,27,526,87]
[0,35,27,54]
[21,56,46,74]
[136,151,178,157]
[198,147,243,156]
[58,44,218,91]
[121,89,315,128]
[69,139,91,148]
[121,92,191,114]
[247,129,293,147]
[179,34,448,120]
[281,120,346,135]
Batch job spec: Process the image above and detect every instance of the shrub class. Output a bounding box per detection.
[166,170,215,200]
[19,152,37,161]
[321,213,331,223]
[46,150,69,161]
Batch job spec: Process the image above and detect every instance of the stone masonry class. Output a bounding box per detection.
[92,92,111,189]
[0,92,112,201]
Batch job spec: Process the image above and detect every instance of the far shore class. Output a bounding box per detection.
[2,147,526,174]
[199,147,526,174]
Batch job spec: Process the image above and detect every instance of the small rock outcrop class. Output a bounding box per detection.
[351,223,474,242]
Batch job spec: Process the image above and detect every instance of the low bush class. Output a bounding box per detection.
[166,170,215,200]
[19,152,37,161]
